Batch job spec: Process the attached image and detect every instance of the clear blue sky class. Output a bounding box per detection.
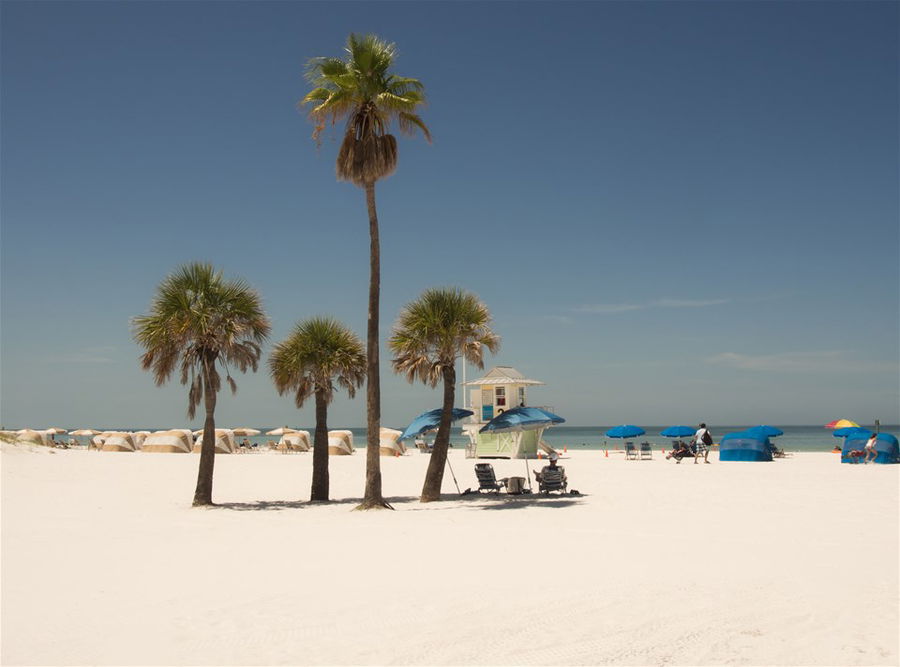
[2,1,897,429]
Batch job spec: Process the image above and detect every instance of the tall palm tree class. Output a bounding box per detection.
[390,288,500,502]
[269,317,366,502]
[301,33,431,510]
[133,262,270,506]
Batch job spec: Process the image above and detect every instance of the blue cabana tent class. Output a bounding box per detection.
[719,430,773,462]
[746,425,784,438]
[841,433,899,464]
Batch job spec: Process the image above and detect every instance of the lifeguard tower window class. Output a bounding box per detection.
[518,387,526,405]
[495,386,506,406]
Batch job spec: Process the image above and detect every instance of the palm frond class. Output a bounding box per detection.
[301,33,430,184]
[389,288,500,387]
[269,317,366,409]
[132,261,271,419]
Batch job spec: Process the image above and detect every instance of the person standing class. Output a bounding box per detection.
[693,423,712,464]
[864,432,879,464]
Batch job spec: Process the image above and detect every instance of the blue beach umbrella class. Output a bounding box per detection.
[746,425,784,438]
[605,425,645,439]
[660,425,695,438]
[398,408,474,441]
[832,426,872,438]
[479,406,566,434]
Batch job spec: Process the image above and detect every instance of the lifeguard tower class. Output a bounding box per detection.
[461,366,552,458]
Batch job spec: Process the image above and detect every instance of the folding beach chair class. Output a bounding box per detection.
[639,442,653,460]
[474,463,508,493]
[537,467,568,495]
[625,442,638,460]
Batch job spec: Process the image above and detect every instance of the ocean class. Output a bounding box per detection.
[77,424,898,453]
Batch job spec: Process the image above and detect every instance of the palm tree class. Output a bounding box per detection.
[301,33,431,510]
[390,288,500,502]
[269,317,366,502]
[133,262,270,506]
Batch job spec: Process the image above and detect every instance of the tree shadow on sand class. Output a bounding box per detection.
[212,493,585,512]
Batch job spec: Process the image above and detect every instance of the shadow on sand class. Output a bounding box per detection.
[212,492,585,512]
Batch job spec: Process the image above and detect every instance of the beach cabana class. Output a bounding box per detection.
[100,432,137,452]
[192,429,237,454]
[15,429,50,447]
[719,431,773,462]
[379,427,405,456]
[141,430,193,454]
[279,431,311,452]
[327,430,354,456]
[841,433,899,465]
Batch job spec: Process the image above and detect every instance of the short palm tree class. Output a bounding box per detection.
[390,288,500,502]
[269,317,366,502]
[301,33,431,510]
[133,262,270,506]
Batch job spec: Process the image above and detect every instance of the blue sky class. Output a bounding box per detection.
[2,1,897,429]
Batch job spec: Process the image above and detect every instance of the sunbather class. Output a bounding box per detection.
[534,452,567,484]
[666,440,692,463]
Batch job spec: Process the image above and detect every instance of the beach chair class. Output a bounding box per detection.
[625,442,638,460]
[639,442,652,460]
[537,467,568,494]
[474,463,508,493]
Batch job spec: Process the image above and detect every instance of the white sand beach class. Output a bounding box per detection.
[2,444,897,666]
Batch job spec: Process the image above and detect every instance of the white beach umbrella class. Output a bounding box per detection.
[266,427,297,436]
[70,429,101,436]
[44,427,68,434]
[232,428,261,436]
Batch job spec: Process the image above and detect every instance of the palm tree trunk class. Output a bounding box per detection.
[358,180,390,510]
[311,389,329,502]
[421,364,456,502]
[192,364,217,507]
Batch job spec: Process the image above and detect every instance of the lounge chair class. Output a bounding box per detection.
[639,442,652,460]
[474,463,508,493]
[537,467,568,494]
[625,442,638,460]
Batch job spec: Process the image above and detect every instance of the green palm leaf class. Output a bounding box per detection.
[301,32,431,186]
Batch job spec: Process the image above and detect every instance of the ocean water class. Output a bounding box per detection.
[77,424,898,453]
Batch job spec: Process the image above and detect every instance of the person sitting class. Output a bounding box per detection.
[666,440,691,463]
[534,452,566,484]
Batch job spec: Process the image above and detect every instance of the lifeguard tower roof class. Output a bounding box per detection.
[464,366,544,386]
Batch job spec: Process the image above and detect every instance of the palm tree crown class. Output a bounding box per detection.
[390,287,501,384]
[133,262,271,419]
[269,317,366,406]
[301,33,431,186]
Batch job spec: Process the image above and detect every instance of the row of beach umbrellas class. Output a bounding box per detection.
[604,424,784,439]
[22,427,276,438]
[397,405,567,441]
